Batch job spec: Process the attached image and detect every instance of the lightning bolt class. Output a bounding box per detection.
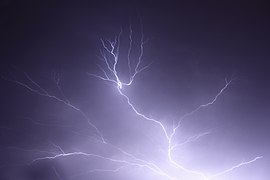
[208,156,263,179]
[88,25,262,179]
[2,71,106,144]
[2,25,262,180]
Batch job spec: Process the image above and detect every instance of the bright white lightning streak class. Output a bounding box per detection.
[2,72,177,180]
[208,156,263,179]
[3,26,262,179]
[90,26,262,179]
[29,147,177,180]
[4,143,176,179]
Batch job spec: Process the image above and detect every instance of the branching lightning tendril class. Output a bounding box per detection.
[2,26,262,180]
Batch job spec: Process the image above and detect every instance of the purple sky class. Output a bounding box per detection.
[1,1,269,180]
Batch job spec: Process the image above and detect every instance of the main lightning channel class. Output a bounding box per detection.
[91,27,263,179]
[3,26,263,180]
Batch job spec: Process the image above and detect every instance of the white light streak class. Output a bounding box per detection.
[2,25,262,180]
[2,72,106,144]
[89,26,262,179]
[208,156,263,179]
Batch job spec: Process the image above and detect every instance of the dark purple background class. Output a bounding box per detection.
[1,1,269,179]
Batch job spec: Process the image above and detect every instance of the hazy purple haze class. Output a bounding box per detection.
[1,1,269,180]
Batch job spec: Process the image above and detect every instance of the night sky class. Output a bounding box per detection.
[1,1,270,180]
